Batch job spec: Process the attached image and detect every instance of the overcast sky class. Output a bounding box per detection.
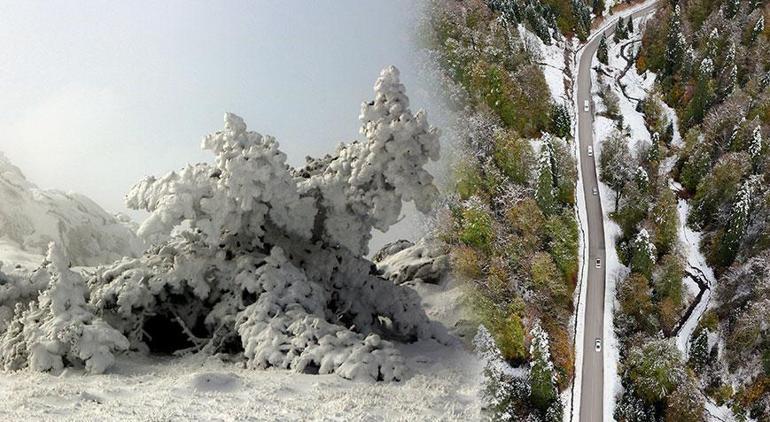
[0,1,450,250]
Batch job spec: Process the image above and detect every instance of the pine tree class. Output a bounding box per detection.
[598,35,609,65]
[529,322,559,412]
[536,137,558,216]
[474,325,529,421]
[718,177,758,267]
[614,18,626,42]
[749,124,763,168]
[592,0,605,16]
[689,329,709,373]
[724,0,740,19]
[665,6,686,77]
[651,187,678,255]
[550,103,571,138]
[630,229,657,278]
[626,16,634,34]
[752,15,765,44]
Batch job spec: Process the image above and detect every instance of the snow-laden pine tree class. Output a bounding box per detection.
[70,66,446,381]
[474,325,530,421]
[0,243,129,374]
[528,322,560,415]
[749,124,762,160]
[665,6,686,76]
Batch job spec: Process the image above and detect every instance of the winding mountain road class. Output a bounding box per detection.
[574,3,658,421]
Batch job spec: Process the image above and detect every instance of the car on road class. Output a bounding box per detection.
[583,99,589,112]
[595,338,602,352]
[592,187,598,195]
[587,145,593,157]
[595,258,601,268]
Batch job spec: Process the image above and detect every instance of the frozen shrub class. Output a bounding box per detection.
[0,243,128,374]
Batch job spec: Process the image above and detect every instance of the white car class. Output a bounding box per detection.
[595,338,602,352]
[583,99,590,112]
[595,258,601,268]
[587,145,593,157]
[592,187,598,195]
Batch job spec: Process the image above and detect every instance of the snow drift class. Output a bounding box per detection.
[0,153,144,267]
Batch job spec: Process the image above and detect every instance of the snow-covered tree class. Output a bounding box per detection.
[665,6,686,76]
[0,66,447,381]
[0,243,129,374]
[550,102,571,138]
[475,325,530,421]
[749,124,762,160]
[630,229,657,278]
[528,322,560,413]
[718,175,761,266]
[624,339,686,404]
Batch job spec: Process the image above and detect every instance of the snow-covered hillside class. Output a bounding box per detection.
[0,153,143,268]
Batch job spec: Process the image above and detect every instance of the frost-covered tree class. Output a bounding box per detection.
[0,243,129,374]
[651,186,678,256]
[1,67,448,381]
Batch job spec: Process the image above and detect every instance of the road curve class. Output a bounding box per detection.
[575,3,658,421]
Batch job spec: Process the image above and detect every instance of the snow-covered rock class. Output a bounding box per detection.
[0,153,144,267]
[373,238,449,285]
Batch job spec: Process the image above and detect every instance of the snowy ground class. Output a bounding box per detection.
[0,247,482,422]
[0,339,480,422]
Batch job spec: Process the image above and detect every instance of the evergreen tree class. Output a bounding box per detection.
[592,0,605,17]
[717,177,758,267]
[474,325,530,421]
[614,18,626,42]
[665,6,686,77]
[598,35,609,65]
[626,16,634,34]
[630,229,657,278]
[529,322,559,412]
[550,102,571,138]
[724,0,740,19]
[689,329,710,373]
[751,15,765,43]
[651,187,678,255]
[536,138,558,215]
[749,124,763,162]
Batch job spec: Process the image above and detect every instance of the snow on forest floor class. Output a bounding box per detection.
[0,339,480,422]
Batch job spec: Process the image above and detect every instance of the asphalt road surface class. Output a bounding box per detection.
[575,3,658,421]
